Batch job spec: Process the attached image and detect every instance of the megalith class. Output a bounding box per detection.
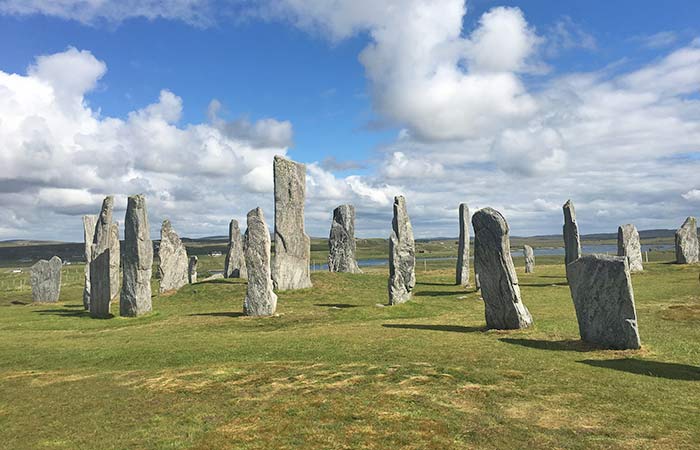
[675,216,699,264]
[617,224,643,272]
[30,256,62,303]
[328,204,362,274]
[188,256,198,284]
[90,196,116,318]
[120,194,153,317]
[224,219,247,278]
[243,207,277,316]
[109,222,120,299]
[456,203,470,286]
[472,208,533,329]
[388,195,416,305]
[563,200,582,270]
[272,155,312,290]
[157,219,189,293]
[567,254,641,350]
[523,245,535,273]
[82,215,97,310]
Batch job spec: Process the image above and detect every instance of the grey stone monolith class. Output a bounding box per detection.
[120,194,153,317]
[617,224,643,272]
[563,200,582,272]
[90,196,116,318]
[472,208,533,329]
[272,155,312,290]
[456,203,470,286]
[523,245,535,273]
[567,254,641,350]
[30,256,62,303]
[158,219,189,293]
[82,215,97,310]
[328,204,362,274]
[675,216,699,264]
[224,219,247,279]
[244,207,277,316]
[109,222,120,299]
[388,196,416,305]
[188,256,198,284]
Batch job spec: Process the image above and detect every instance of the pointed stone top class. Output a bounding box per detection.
[563,199,576,223]
[162,219,172,230]
[681,216,697,228]
[394,195,405,205]
[248,207,264,220]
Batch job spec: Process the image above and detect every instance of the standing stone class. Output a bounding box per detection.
[567,254,641,350]
[328,204,362,274]
[472,208,533,329]
[244,207,277,316]
[388,196,416,305]
[90,196,115,318]
[120,194,153,317]
[617,224,643,272]
[109,222,120,299]
[456,203,470,286]
[158,219,189,293]
[563,199,582,268]
[82,215,97,310]
[224,219,247,278]
[188,256,198,284]
[272,155,312,290]
[675,216,699,264]
[523,245,535,273]
[30,256,62,303]
[473,232,481,291]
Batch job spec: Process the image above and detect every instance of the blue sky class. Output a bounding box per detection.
[0,0,699,240]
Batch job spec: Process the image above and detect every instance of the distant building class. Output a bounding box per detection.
[209,251,222,257]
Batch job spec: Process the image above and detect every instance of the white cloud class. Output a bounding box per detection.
[682,189,700,201]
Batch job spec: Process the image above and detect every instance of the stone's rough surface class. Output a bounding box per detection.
[82,215,97,310]
[472,208,533,329]
[224,219,247,279]
[675,216,699,264]
[90,249,112,318]
[617,224,644,272]
[567,254,641,349]
[388,196,416,305]
[328,204,362,274]
[244,207,277,316]
[158,219,189,293]
[456,203,470,286]
[523,245,535,273]
[30,256,62,303]
[120,195,153,317]
[188,256,198,284]
[109,223,120,299]
[272,155,312,290]
[563,199,582,267]
[473,232,481,291]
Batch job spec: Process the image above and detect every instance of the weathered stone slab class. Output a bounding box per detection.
[30,256,62,303]
[617,224,643,272]
[189,256,198,284]
[158,219,189,293]
[567,254,641,350]
[328,204,362,274]
[244,207,277,316]
[523,244,535,273]
[272,155,312,290]
[675,216,699,264]
[472,208,533,329]
[456,203,470,286]
[224,219,247,278]
[90,248,112,318]
[82,215,97,310]
[388,195,416,305]
[563,199,582,270]
[473,232,481,291]
[109,222,120,299]
[120,194,153,317]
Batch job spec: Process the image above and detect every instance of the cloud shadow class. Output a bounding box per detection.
[579,358,700,381]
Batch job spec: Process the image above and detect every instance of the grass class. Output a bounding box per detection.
[0,255,699,449]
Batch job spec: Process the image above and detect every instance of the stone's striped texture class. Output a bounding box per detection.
[82,215,97,310]
[675,216,699,264]
[109,222,120,299]
[617,224,643,272]
[120,195,153,317]
[90,249,111,318]
[388,196,416,305]
[90,196,116,318]
[456,203,470,286]
[244,207,277,316]
[472,207,533,330]
[158,219,189,293]
[523,245,535,273]
[30,256,62,303]
[562,199,582,269]
[328,204,361,274]
[224,219,246,279]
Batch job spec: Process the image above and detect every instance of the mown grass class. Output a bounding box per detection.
[0,256,699,449]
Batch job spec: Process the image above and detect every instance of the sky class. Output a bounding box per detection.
[0,0,699,241]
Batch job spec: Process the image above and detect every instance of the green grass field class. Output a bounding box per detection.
[1,253,699,449]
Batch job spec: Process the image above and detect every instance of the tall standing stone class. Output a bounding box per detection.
[523,245,535,273]
[90,196,115,318]
[456,203,470,286]
[563,200,582,265]
[158,219,189,293]
[30,256,62,303]
[120,194,153,317]
[675,216,699,264]
[567,254,641,350]
[328,204,362,274]
[272,155,312,290]
[617,224,643,272]
[82,215,97,310]
[109,223,120,299]
[189,256,198,284]
[388,195,416,305]
[224,219,247,278]
[244,207,277,316]
[472,208,533,329]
